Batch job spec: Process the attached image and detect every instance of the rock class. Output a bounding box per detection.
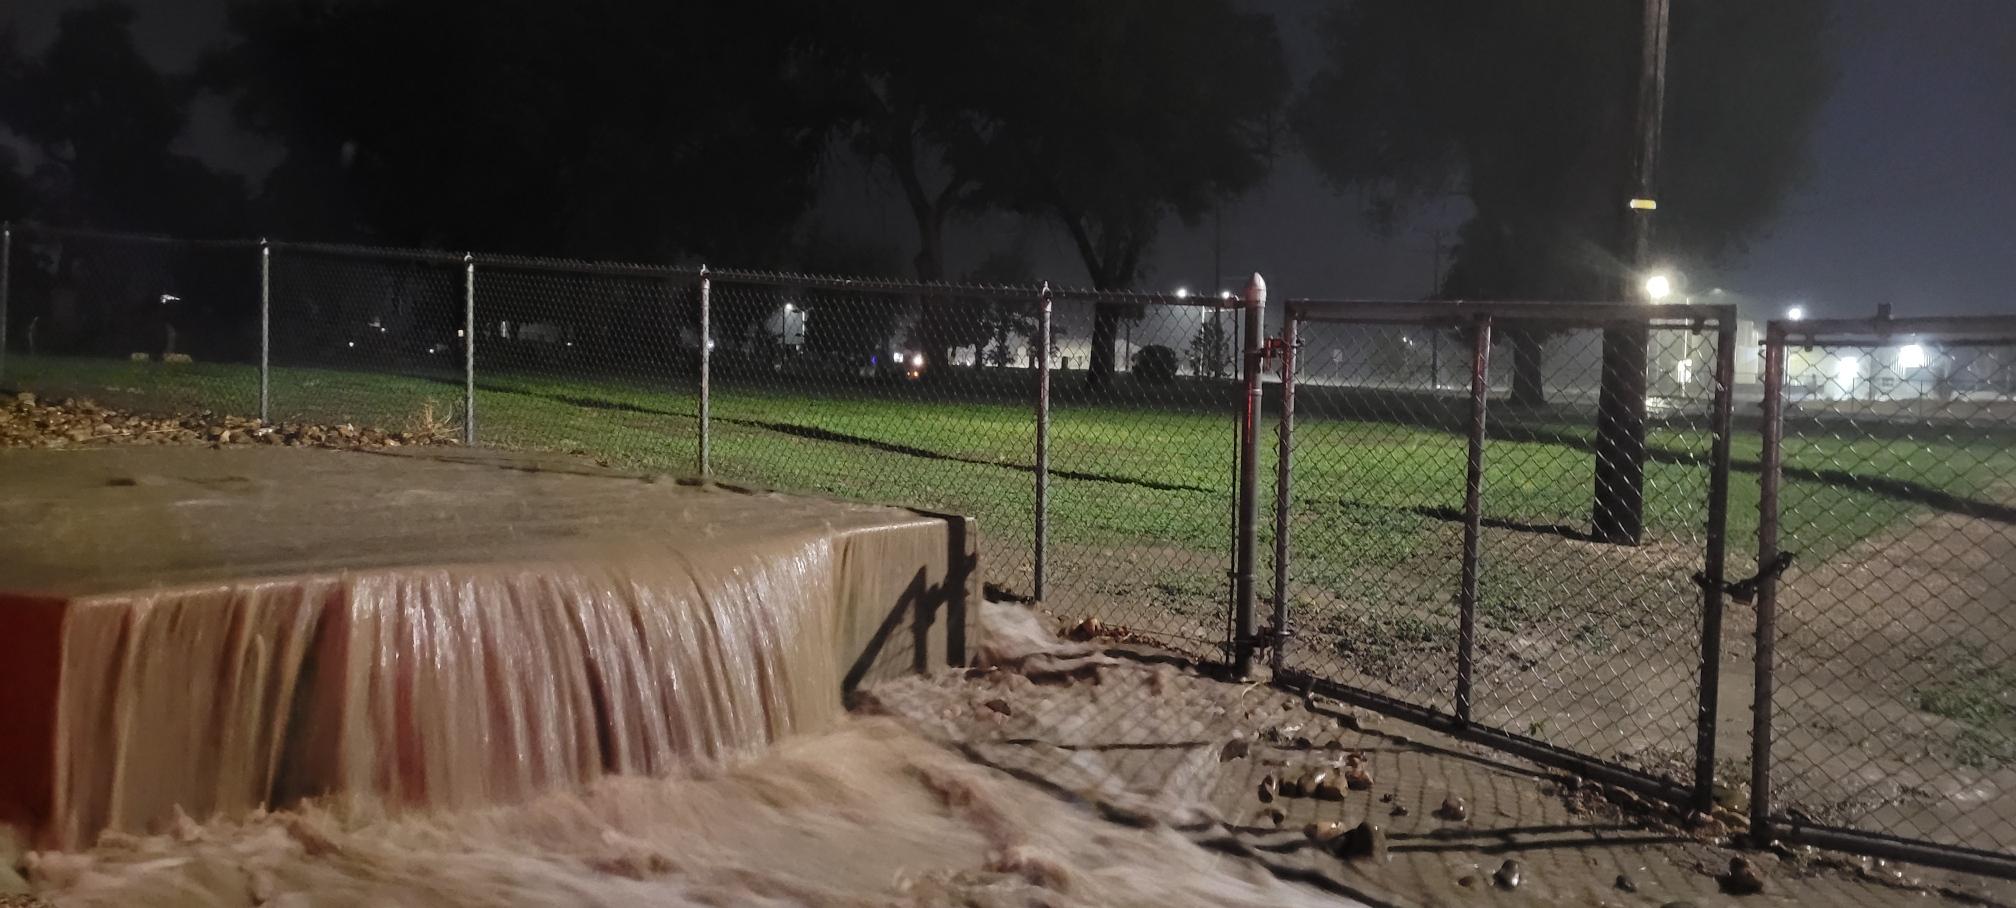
[1720,856,1765,895]
[1304,821,1347,847]
[1313,773,1344,801]
[982,698,1012,716]
[1389,804,1409,817]
[1614,873,1638,892]
[1493,859,1523,890]
[1280,773,1308,799]
[1220,737,1252,762]
[1257,774,1278,803]
[1456,875,1477,888]
[1437,795,1468,821]
[14,392,33,406]
[1378,793,1393,803]
[1256,808,1286,828]
[1345,766,1373,791]
[1335,821,1388,862]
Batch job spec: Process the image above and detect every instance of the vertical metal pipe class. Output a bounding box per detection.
[463,254,476,446]
[258,240,271,423]
[1694,318,1738,811]
[1233,273,1267,678]
[1270,308,1298,674]
[1456,315,1492,725]
[1750,321,1788,844]
[1035,282,1053,601]
[697,267,712,478]
[0,223,11,382]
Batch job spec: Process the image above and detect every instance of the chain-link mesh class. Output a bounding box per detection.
[1472,322,1720,785]
[705,275,1043,605]
[268,247,466,432]
[1277,304,1731,799]
[1045,295,1244,658]
[4,226,260,416]
[1278,319,1470,709]
[471,262,699,471]
[1766,332,2016,860]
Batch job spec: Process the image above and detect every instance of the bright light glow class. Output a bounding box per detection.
[1835,354,1860,386]
[1675,359,1694,384]
[1174,287,1190,299]
[783,303,795,313]
[346,341,355,348]
[1643,273,1673,302]
[1219,290,1234,301]
[1786,305,1806,321]
[910,353,925,368]
[159,294,180,304]
[893,348,903,357]
[456,329,466,338]
[1899,343,1926,369]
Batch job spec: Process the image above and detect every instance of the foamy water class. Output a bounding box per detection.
[23,717,1353,907]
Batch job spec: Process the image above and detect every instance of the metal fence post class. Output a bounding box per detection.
[463,254,476,446]
[258,240,271,422]
[1456,315,1492,725]
[1750,321,1788,844]
[697,266,712,478]
[1035,281,1053,601]
[1693,317,1738,811]
[1,222,11,382]
[1270,307,1298,674]
[1233,273,1267,678]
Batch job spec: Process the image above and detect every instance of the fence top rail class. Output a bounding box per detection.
[13,222,258,252]
[709,266,1242,309]
[1287,298,1736,327]
[1769,314,2016,347]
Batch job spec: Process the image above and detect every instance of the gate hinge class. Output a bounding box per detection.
[1696,551,1796,605]
[1259,336,1291,363]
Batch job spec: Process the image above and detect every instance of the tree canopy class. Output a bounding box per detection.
[1295,0,1834,300]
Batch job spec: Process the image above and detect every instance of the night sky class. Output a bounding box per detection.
[4,0,2012,319]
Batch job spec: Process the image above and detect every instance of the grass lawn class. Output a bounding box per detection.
[12,353,2016,749]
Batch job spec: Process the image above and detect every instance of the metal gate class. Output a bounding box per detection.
[1753,314,2016,877]
[1266,299,1738,809]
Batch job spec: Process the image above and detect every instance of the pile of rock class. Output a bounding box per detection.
[0,393,458,451]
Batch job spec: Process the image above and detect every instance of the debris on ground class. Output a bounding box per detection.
[1,393,459,451]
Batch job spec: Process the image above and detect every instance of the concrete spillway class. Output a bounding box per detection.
[0,446,975,848]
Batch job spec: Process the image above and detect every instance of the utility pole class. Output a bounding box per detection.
[1591,0,1670,546]
[1429,227,1445,389]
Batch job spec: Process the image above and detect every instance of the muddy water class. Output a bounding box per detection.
[50,540,846,848]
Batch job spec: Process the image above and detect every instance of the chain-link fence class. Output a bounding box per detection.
[15,222,2016,880]
[1755,316,2016,877]
[1272,300,1738,810]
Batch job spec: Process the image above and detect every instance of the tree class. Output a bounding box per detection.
[1188,315,1233,379]
[206,0,839,262]
[980,0,1288,388]
[1296,0,1832,533]
[0,2,244,234]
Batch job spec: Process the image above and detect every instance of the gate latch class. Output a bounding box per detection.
[1695,551,1796,605]
[1259,336,1290,364]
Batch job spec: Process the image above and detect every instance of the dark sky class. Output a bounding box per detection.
[5,0,2013,318]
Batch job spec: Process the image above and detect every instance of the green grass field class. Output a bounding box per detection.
[11,352,2016,680]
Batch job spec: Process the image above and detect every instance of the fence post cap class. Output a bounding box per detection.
[1244,273,1267,303]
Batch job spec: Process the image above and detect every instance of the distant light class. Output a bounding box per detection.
[910,353,925,368]
[1899,343,1926,369]
[1835,354,1860,386]
[346,341,355,348]
[457,328,466,338]
[1786,305,1806,321]
[783,303,795,313]
[1643,273,1673,302]
[1219,290,1234,301]
[565,341,574,348]
[1174,287,1190,299]
[707,340,716,351]
[159,294,180,304]
[893,348,903,357]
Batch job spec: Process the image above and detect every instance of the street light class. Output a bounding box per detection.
[1899,343,1927,370]
[1174,287,1190,300]
[1786,305,1806,321]
[1643,272,1673,302]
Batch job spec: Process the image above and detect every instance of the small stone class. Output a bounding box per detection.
[1313,773,1344,801]
[1304,821,1346,846]
[1437,795,1468,821]
[1493,859,1523,890]
[1280,773,1307,799]
[1615,873,1638,892]
[1720,855,1765,895]
[1220,737,1251,762]
[1257,774,1278,803]
[14,392,34,405]
[1322,738,1344,751]
[1335,821,1388,862]
[1378,793,1394,803]
[1456,875,1477,888]
[1345,766,1373,790]
[1255,808,1286,827]
[1389,804,1409,817]
[982,698,1012,716]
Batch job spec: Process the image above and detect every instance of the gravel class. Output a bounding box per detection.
[1,393,458,451]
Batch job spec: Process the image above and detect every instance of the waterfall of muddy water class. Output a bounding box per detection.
[0,447,974,850]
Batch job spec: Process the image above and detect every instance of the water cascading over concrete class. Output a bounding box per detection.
[0,447,974,848]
